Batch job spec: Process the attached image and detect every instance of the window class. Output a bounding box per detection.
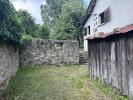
[99,7,111,24]
[87,26,90,34]
[84,26,91,35]
[100,12,105,24]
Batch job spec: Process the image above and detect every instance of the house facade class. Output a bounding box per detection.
[82,0,133,51]
[82,0,133,99]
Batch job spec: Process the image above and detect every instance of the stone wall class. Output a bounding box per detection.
[0,43,19,97]
[79,49,88,64]
[20,39,79,67]
[0,39,79,98]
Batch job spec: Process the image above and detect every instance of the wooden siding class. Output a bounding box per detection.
[87,32,133,99]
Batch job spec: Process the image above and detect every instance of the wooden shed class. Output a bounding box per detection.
[86,25,133,99]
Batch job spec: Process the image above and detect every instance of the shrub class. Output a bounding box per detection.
[21,34,32,45]
[0,0,22,42]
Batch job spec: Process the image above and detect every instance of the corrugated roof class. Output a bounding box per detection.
[84,24,133,40]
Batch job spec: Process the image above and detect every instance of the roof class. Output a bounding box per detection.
[81,0,97,26]
[84,24,133,40]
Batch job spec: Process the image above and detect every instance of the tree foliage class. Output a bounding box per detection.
[41,0,85,45]
[16,10,50,40]
[51,0,85,42]
[16,10,39,37]
[0,0,50,45]
[39,25,50,39]
[41,0,68,27]
[0,0,22,41]
[21,34,32,45]
[0,0,86,46]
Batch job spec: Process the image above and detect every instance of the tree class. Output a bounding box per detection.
[51,0,85,43]
[16,10,39,37]
[41,0,68,27]
[0,0,22,41]
[39,25,50,39]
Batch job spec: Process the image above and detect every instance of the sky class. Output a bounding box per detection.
[12,0,90,24]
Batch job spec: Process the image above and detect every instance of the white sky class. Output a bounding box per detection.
[11,0,89,24]
[11,0,46,24]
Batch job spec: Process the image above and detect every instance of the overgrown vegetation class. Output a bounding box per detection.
[16,9,50,41]
[16,10,39,38]
[41,0,86,46]
[0,0,50,45]
[5,65,127,100]
[16,10,50,40]
[0,0,86,46]
[21,34,32,45]
[0,0,22,43]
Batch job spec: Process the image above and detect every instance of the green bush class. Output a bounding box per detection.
[0,0,22,42]
[39,25,50,39]
[21,34,32,45]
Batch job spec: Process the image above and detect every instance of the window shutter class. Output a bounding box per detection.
[104,7,111,23]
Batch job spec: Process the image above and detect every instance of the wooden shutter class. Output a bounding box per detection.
[104,7,111,23]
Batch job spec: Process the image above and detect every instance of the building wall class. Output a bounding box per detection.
[0,43,19,97]
[84,0,133,34]
[84,0,133,51]
[87,32,133,99]
[20,39,79,67]
[84,40,88,51]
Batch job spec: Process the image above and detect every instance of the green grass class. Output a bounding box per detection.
[91,79,128,100]
[4,65,128,100]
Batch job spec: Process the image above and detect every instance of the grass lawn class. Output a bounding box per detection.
[5,65,128,100]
